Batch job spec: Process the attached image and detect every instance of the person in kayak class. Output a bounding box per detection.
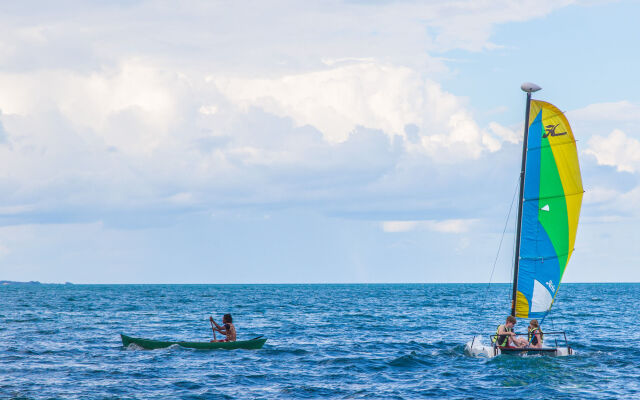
[492,316,527,348]
[527,319,543,348]
[210,314,236,342]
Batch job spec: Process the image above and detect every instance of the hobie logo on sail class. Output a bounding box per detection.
[543,124,567,138]
[546,280,556,293]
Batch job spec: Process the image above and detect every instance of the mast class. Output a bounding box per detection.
[511,82,541,317]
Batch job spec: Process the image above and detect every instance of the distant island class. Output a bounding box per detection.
[0,281,74,285]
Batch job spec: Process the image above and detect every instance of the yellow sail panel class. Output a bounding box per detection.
[515,291,529,318]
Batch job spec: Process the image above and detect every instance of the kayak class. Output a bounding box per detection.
[121,334,267,350]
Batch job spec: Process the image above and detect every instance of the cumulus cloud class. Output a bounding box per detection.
[213,61,512,161]
[573,100,640,220]
[212,63,415,144]
[585,129,640,173]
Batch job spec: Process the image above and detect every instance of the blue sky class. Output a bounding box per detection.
[1,0,639,283]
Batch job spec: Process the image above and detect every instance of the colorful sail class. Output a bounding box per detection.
[514,100,583,318]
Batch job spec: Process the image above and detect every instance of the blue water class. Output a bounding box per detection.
[1,283,638,399]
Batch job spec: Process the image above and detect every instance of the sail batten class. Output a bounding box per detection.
[514,100,583,319]
[521,250,574,260]
[527,140,578,151]
[524,191,585,202]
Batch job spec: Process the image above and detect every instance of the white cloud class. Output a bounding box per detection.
[570,101,640,123]
[425,0,576,51]
[482,133,502,152]
[487,121,520,144]
[166,192,195,205]
[212,62,425,144]
[214,61,508,161]
[0,61,186,157]
[428,219,477,233]
[583,186,620,205]
[382,220,420,233]
[382,219,476,233]
[198,105,218,115]
[585,129,640,173]
[614,186,640,216]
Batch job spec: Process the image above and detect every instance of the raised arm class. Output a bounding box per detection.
[210,316,222,329]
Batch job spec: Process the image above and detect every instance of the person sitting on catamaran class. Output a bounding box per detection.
[492,316,527,348]
[210,314,237,342]
[527,319,544,348]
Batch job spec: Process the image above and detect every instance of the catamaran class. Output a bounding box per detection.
[465,83,583,357]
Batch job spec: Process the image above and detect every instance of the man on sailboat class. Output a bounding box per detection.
[492,316,527,348]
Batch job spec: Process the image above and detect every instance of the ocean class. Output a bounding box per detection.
[1,283,638,399]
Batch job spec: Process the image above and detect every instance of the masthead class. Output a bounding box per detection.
[521,82,542,93]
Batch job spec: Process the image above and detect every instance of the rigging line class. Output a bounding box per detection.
[546,312,559,348]
[472,177,519,350]
[510,191,519,312]
[479,176,520,313]
[509,177,524,314]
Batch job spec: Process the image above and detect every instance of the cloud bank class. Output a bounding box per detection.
[2,0,564,225]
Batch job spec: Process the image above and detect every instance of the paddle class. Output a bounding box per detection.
[210,317,217,341]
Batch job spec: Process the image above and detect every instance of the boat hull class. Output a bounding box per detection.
[464,336,573,358]
[121,334,267,350]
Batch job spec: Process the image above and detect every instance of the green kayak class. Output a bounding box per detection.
[121,334,267,350]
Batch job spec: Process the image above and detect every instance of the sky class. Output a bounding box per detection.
[0,0,639,283]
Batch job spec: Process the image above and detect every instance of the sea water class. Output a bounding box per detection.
[1,283,638,399]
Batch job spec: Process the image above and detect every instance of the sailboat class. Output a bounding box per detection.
[465,83,583,357]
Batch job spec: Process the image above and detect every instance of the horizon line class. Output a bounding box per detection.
[3,281,639,285]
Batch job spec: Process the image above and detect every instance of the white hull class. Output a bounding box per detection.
[464,336,496,358]
[464,336,574,358]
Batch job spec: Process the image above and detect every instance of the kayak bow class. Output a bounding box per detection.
[121,334,267,350]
